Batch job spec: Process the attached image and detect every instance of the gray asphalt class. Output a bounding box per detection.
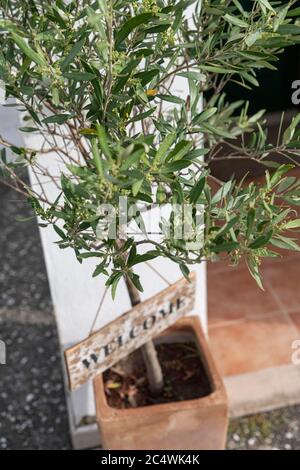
[0,181,71,450]
[0,180,299,450]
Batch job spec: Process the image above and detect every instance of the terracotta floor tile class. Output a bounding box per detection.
[289,312,300,332]
[208,314,299,377]
[208,265,282,326]
[263,257,300,312]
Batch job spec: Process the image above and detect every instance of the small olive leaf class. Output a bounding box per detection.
[130,251,158,267]
[63,71,96,81]
[43,114,73,124]
[120,148,144,171]
[283,114,300,144]
[96,124,112,160]
[246,208,255,239]
[53,224,66,240]
[153,132,176,165]
[215,216,239,238]
[111,272,123,299]
[211,241,239,253]
[189,177,206,204]
[283,219,300,230]
[11,32,47,66]
[179,263,190,280]
[128,272,144,293]
[249,230,273,249]
[132,179,144,196]
[115,13,154,47]
[258,0,275,13]
[161,160,191,173]
[211,180,232,204]
[192,107,217,125]
[246,258,264,290]
[91,138,103,177]
[127,244,137,267]
[269,164,294,187]
[270,236,300,252]
[156,94,185,104]
[224,14,249,29]
[61,37,86,71]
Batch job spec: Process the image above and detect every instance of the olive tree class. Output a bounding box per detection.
[1,0,300,393]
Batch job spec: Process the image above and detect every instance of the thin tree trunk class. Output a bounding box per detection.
[115,238,164,394]
[124,274,164,396]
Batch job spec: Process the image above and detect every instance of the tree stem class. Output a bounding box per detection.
[124,272,164,396]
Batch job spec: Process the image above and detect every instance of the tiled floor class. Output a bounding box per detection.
[208,254,300,377]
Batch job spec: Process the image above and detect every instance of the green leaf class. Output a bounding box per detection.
[96,124,112,160]
[127,107,155,123]
[258,0,275,13]
[11,32,46,66]
[129,251,158,267]
[246,258,264,290]
[211,241,239,253]
[249,230,273,249]
[63,71,96,81]
[283,219,300,230]
[271,236,300,252]
[43,114,72,124]
[269,164,294,187]
[93,263,106,277]
[18,126,39,133]
[189,177,206,203]
[128,272,144,293]
[154,133,176,164]
[91,138,103,177]
[201,123,235,139]
[132,179,144,196]
[53,224,66,240]
[61,37,86,70]
[121,148,144,171]
[115,13,154,47]
[161,160,191,173]
[224,14,249,29]
[211,180,232,204]
[215,216,239,238]
[179,263,190,280]
[127,244,137,267]
[111,272,123,299]
[246,208,255,239]
[192,107,217,125]
[156,94,185,104]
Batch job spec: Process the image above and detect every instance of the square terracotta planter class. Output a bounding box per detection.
[94,316,228,450]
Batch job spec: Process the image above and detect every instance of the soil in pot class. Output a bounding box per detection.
[103,339,212,409]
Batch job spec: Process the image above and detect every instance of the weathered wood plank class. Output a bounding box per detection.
[65,273,196,391]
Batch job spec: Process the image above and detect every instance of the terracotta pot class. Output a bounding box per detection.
[94,316,228,450]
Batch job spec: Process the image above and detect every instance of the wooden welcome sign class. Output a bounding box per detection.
[65,273,196,391]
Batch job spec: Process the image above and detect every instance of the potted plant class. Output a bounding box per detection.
[1,0,300,450]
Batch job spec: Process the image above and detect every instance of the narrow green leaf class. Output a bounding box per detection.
[189,177,206,203]
[224,14,249,29]
[115,13,154,47]
[61,37,86,70]
[64,71,96,81]
[12,32,46,66]
[154,133,176,164]
[43,114,72,124]
[91,138,103,177]
[211,180,232,204]
[96,124,112,160]
[249,230,273,249]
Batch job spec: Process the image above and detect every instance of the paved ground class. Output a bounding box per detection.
[0,181,71,450]
[0,181,300,450]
